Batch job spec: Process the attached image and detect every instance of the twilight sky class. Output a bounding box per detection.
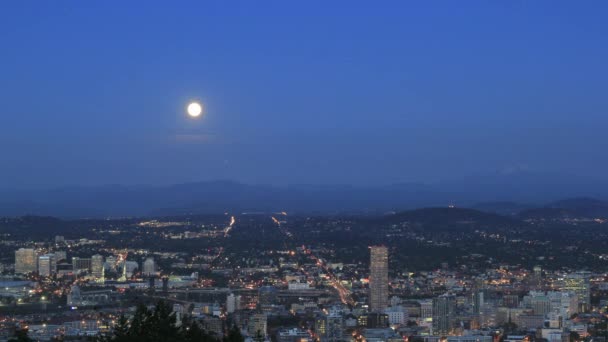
[1,1,607,188]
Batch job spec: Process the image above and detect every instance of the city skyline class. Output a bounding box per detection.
[2,1,608,341]
[3,212,606,341]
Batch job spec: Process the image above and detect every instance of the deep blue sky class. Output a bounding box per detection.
[1,1,607,188]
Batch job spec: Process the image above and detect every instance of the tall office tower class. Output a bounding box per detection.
[433,295,455,336]
[503,294,520,308]
[369,246,389,312]
[142,257,156,275]
[420,299,433,319]
[248,313,268,337]
[72,257,92,273]
[472,290,484,317]
[563,271,591,312]
[226,293,242,313]
[123,261,138,279]
[472,277,486,318]
[38,254,56,277]
[15,248,37,274]
[105,256,117,270]
[67,285,82,306]
[54,251,67,263]
[258,285,278,307]
[532,265,543,289]
[385,306,407,325]
[527,294,551,316]
[91,254,105,279]
[315,316,327,339]
[325,312,344,342]
[315,312,344,342]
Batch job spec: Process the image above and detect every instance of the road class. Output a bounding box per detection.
[269,216,355,306]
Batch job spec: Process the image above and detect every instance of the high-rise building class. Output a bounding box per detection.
[315,312,343,342]
[545,291,578,327]
[502,294,519,308]
[57,262,73,278]
[420,299,433,319]
[526,294,551,316]
[472,277,487,323]
[472,290,485,317]
[201,316,223,336]
[38,254,56,277]
[385,306,408,325]
[226,293,242,313]
[91,254,105,280]
[15,248,37,274]
[277,328,311,342]
[369,246,389,312]
[123,261,138,279]
[67,285,82,306]
[433,295,455,336]
[72,257,92,273]
[105,256,117,270]
[143,257,156,276]
[54,250,67,263]
[532,265,543,289]
[248,313,267,338]
[563,272,590,311]
[357,313,389,328]
[258,285,278,307]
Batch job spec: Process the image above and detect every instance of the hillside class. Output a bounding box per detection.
[380,207,520,231]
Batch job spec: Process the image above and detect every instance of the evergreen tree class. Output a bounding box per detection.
[9,328,34,342]
[111,315,130,342]
[223,325,245,342]
[147,301,179,341]
[128,303,151,341]
[102,300,223,342]
[180,315,211,342]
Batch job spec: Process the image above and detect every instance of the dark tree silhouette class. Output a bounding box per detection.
[9,328,34,342]
[110,315,130,342]
[101,300,235,342]
[223,325,245,342]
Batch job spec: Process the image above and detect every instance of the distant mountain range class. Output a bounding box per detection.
[517,197,608,220]
[1,171,608,218]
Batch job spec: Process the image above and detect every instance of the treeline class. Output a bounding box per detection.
[101,301,244,342]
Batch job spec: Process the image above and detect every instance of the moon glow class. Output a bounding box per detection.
[187,102,203,118]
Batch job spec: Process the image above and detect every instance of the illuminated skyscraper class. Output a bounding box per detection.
[143,257,156,276]
[420,299,433,319]
[72,257,92,273]
[226,293,242,313]
[433,295,455,335]
[38,254,56,277]
[315,312,343,342]
[54,251,67,263]
[369,246,389,312]
[258,285,277,307]
[15,248,37,274]
[563,271,591,312]
[248,313,267,338]
[91,254,105,280]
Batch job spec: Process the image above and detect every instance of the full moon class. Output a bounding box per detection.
[187,102,203,118]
